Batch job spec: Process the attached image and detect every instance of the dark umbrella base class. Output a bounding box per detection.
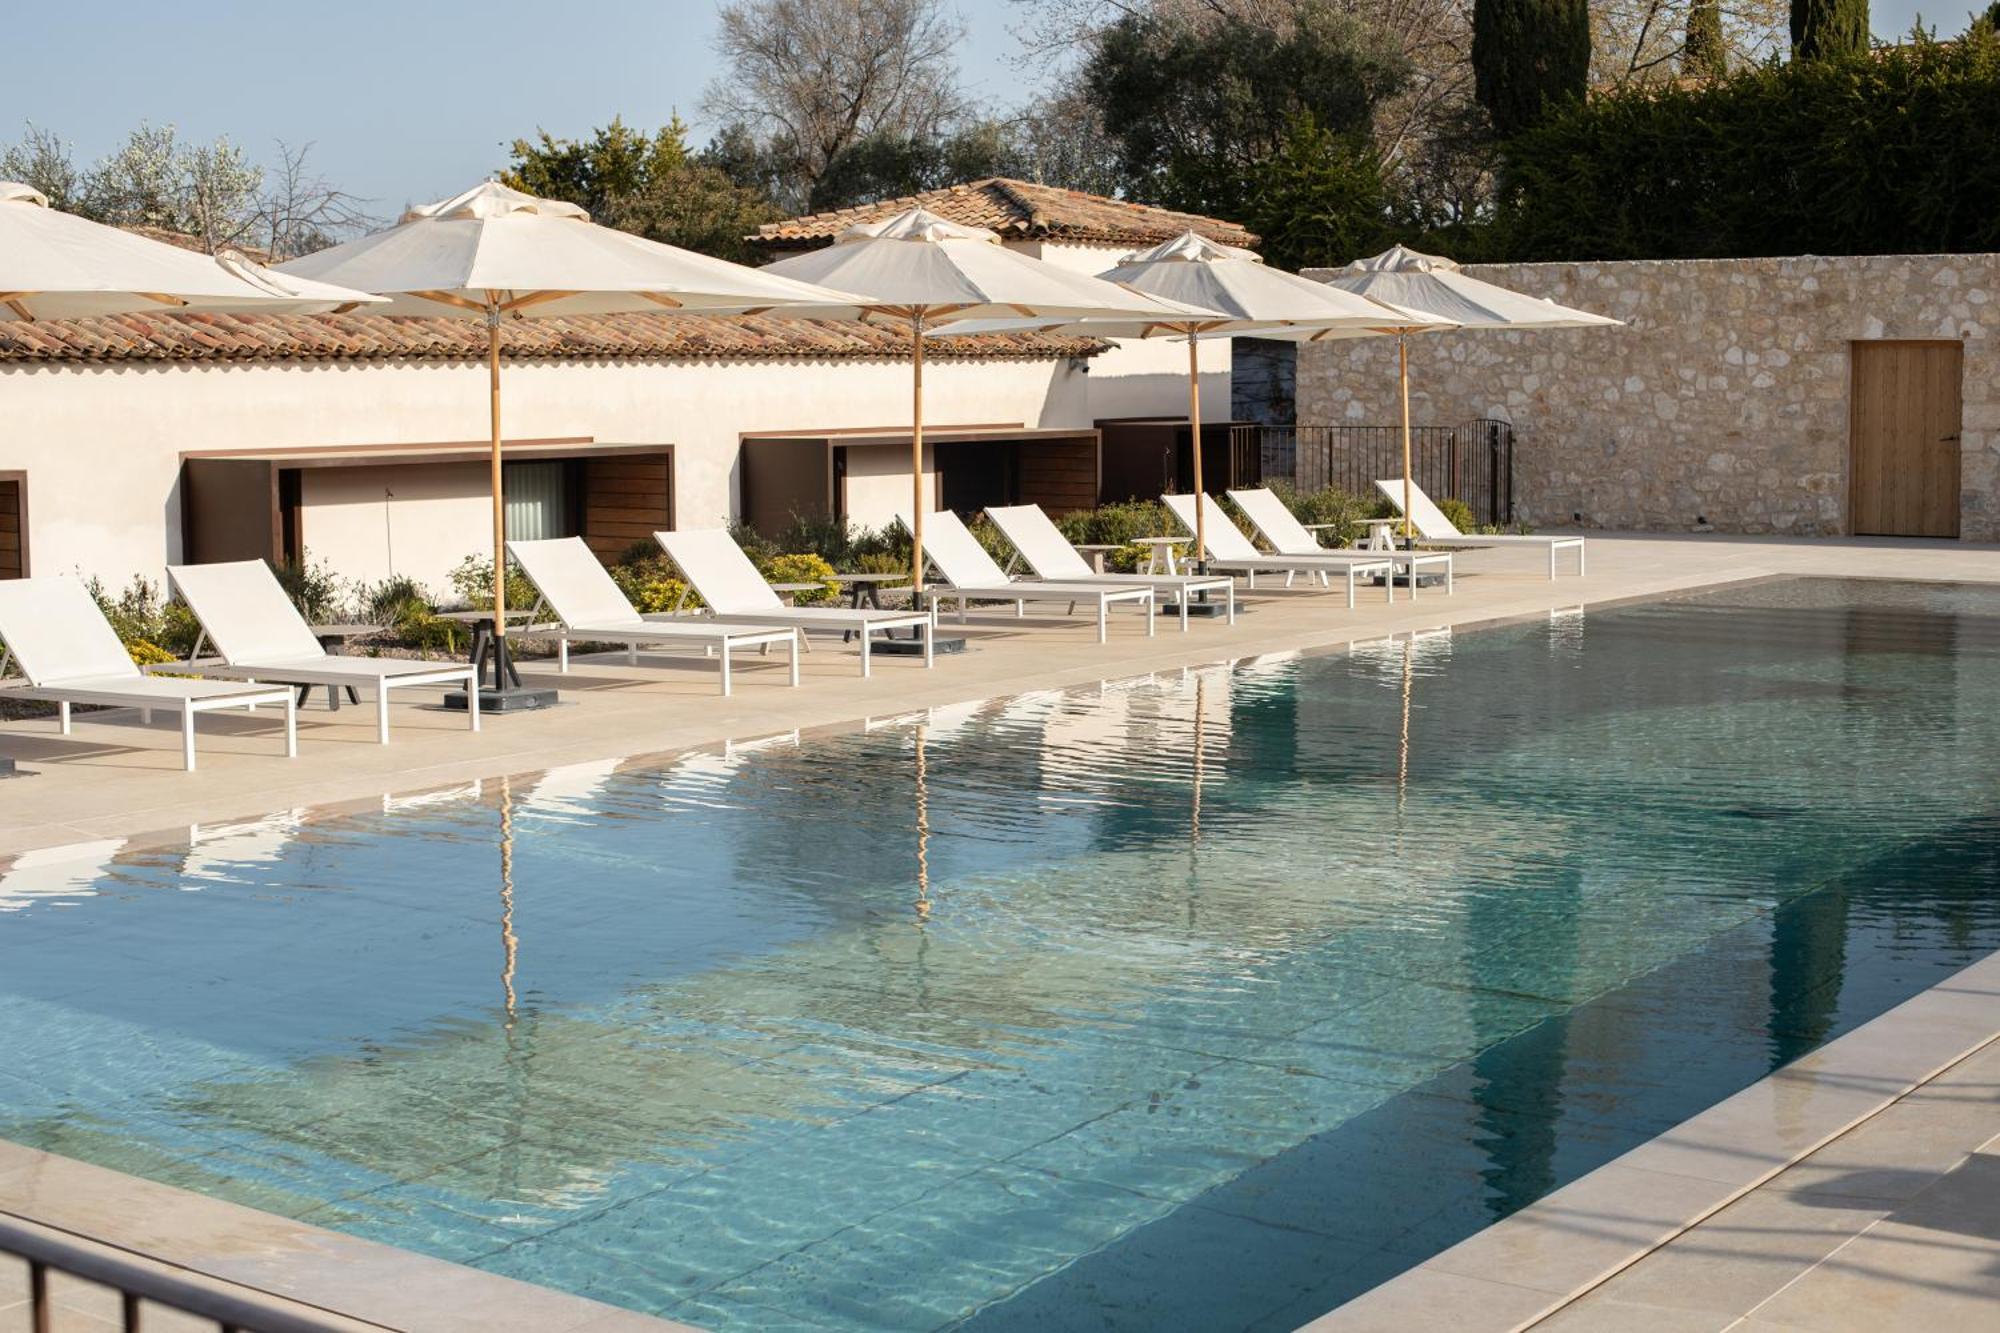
[874,635,969,656]
[444,686,561,713]
[1157,601,1232,618]
[0,757,20,778]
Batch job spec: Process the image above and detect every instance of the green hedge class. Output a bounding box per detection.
[1498,31,2000,261]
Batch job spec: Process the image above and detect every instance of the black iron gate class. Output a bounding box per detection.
[1227,420,1515,526]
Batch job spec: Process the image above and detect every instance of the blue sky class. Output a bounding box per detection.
[4,1,1962,214]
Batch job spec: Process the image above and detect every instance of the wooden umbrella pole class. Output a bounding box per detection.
[1399,332,1413,545]
[1187,334,1204,571]
[911,315,926,595]
[487,301,507,639]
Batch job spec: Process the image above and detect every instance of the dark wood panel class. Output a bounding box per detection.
[580,452,673,563]
[0,479,23,578]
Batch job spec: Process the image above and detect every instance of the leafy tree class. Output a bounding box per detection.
[702,0,967,210]
[808,121,1026,211]
[0,124,82,210]
[1684,0,1730,77]
[1791,0,1869,59]
[1238,113,1391,270]
[503,118,779,261]
[1471,0,1592,137]
[1083,0,1410,218]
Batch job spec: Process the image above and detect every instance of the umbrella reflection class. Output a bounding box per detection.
[914,718,932,924]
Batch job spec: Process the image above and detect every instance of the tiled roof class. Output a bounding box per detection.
[0,310,1103,366]
[753,178,1259,252]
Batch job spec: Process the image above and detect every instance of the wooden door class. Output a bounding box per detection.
[1850,341,1962,537]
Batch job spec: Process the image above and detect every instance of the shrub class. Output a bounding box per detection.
[1437,496,1480,533]
[272,555,343,624]
[85,575,203,659]
[610,552,701,613]
[448,554,538,614]
[124,638,176,667]
[761,552,840,605]
[1498,29,2000,261]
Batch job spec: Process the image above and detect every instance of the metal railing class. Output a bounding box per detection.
[1228,420,1516,526]
[1,1211,375,1333]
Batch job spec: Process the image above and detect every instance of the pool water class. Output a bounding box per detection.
[4,578,2000,1331]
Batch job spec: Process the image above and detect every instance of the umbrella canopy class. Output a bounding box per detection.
[761,209,1207,590]
[0,181,384,321]
[276,182,868,687]
[1297,244,1621,539]
[279,181,869,319]
[1321,244,1621,333]
[931,231,1445,564]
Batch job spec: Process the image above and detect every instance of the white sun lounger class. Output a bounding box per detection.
[0,575,296,772]
[507,537,800,696]
[653,528,935,677]
[1373,478,1585,578]
[165,560,480,744]
[1228,488,1453,594]
[1161,494,1396,608]
[983,503,1236,631]
[896,509,1154,643]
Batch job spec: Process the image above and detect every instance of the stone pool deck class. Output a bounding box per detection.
[1307,945,2000,1333]
[3,528,2000,1331]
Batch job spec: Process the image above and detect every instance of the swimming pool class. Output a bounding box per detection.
[3,577,1999,1331]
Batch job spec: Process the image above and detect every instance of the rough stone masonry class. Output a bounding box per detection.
[1298,254,2000,540]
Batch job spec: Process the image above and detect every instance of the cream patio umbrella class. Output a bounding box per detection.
[759,209,1210,593]
[934,231,1445,570]
[276,181,867,707]
[0,181,382,320]
[1303,245,1622,542]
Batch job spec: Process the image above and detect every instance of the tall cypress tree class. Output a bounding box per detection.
[1791,0,1870,61]
[1685,0,1728,80]
[1472,0,1592,138]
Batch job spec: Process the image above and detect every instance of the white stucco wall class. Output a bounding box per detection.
[1,351,1093,594]
[841,443,937,530]
[1011,241,1232,424]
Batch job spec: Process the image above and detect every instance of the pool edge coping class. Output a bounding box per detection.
[0,1135,700,1332]
[1296,944,2000,1332]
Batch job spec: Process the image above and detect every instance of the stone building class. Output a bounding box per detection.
[1297,253,1999,541]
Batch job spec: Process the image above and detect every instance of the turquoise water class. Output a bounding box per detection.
[4,577,2000,1330]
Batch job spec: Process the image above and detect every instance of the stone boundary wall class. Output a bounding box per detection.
[1297,254,2000,539]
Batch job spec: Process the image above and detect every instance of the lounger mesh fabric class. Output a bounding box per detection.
[0,578,145,683]
[654,529,787,613]
[1371,479,1468,539]
[983,506,1098,580]
[1228,489,1340,556]
[507,539,649,627]
[910,509,1023,587]
[1162,494,1262,561]
[167,561,332,663]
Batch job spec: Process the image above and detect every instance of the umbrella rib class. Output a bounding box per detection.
[636,292,685,310]
[410,289,490,314]
[0,295,34,321]
[135,292,188,308]
[500,290,578,315]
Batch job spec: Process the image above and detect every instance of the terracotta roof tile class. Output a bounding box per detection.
[0,310,1103,366]
[753,178,1258,251]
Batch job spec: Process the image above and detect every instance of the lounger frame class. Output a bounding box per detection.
[1371,479,1584,578]
[653,528,935,678]
[983,504,1237,631]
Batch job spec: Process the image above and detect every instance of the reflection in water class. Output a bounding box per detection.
[915,718,932,924]
[2,580,1999,1333]
[499,775,520,1027]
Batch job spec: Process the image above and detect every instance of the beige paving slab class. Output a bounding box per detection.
[0,1143,693,1333]
[1304,951,2000,1332]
